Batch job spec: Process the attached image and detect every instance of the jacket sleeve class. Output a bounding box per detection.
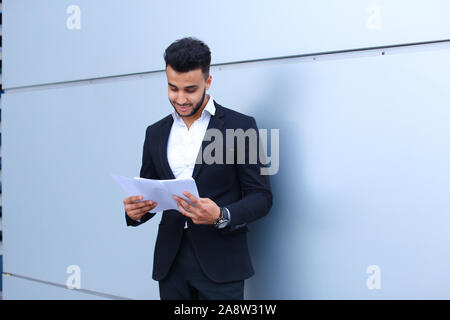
[125,125,158,227]
[225,117,273,231]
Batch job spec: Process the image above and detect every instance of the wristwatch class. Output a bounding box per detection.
[214,207,230,229]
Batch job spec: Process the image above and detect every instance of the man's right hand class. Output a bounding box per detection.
[124,195,158,222]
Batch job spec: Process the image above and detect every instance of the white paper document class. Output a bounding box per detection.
[112,174,199,212]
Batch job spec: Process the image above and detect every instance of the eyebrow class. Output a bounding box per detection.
[168,82,199,89]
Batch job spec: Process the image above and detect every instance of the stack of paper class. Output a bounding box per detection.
[112,174,199,212]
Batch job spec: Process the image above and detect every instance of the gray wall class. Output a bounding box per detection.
[3,0,450,299]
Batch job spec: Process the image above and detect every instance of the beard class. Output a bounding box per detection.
[171,88,207,118]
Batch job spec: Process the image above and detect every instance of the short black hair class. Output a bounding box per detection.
[164,37,211,79]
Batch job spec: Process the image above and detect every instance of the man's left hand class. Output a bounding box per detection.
[173,192,221,225]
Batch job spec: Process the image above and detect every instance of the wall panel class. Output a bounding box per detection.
[3,76,168,299]
[4,0,450,88]
[4,43,450,299]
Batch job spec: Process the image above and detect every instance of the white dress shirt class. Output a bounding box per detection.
[167,95,215,228]
[136,95,231,227]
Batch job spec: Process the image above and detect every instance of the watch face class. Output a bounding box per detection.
[217,219,229,229]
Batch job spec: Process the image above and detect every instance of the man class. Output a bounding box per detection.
[123,37,272,300]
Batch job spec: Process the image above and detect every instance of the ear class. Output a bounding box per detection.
[205,74,212,90]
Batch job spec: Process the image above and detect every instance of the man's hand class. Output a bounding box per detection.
[173,191,221,225]
[124,195,157,222]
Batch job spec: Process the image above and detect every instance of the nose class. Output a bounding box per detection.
[175,93,188,106]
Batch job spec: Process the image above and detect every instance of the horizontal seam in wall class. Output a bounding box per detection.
[2,272,132,300]
[4,38,450,93]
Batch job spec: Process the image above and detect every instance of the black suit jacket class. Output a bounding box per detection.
[125,100,272,283]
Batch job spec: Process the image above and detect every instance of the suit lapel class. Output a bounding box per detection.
[159,116,176,180]
[192,101,225,180]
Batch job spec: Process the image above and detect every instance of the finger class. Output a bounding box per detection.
[124,195,143,204]
[177,198,194,212]
[128,212,143,221]
[127,209,145,220]
[149,202,158,210]
[126,202,144,212]
[125,200,156,212]
[176,201,195,219]
[174,195,197,210]
[182,192,200,206]
[139,202,157,212]
[128,200,154,211]
[128,203,155,217]
[173,194,190,202]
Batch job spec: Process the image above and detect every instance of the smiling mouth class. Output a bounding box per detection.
[177,105,191,112]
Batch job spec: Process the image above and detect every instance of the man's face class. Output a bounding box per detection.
[166,65,212,119]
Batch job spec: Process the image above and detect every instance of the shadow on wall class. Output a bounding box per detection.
[244,65,313,299]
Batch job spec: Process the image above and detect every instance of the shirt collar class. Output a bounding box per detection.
[172,94,215,122]
[203,94,216,116]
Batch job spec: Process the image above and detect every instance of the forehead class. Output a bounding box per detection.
[166,65,204,86]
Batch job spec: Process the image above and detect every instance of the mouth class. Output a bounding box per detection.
[177,105,192,113]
